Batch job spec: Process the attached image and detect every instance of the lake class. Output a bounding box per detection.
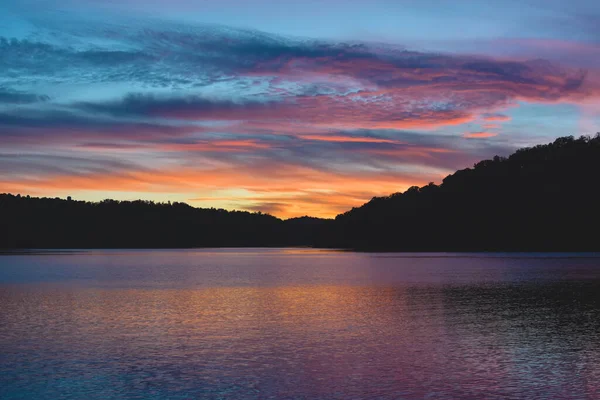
[1,249,600,399]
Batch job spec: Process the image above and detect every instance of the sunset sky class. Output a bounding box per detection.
[1,0,599,218]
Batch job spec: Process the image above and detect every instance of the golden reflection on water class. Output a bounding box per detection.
[2,282,600,398]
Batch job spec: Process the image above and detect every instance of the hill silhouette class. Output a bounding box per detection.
[1,134,599,251]
[0,196,337,249]
[330,134,600,251]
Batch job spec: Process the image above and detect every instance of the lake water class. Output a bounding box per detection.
[1,249,600,399]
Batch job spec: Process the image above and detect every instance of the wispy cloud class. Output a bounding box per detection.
[482,113,512,122]
[0,11,597,217]
[463,132,499,139]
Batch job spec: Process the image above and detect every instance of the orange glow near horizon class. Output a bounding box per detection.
[0,162,444,218]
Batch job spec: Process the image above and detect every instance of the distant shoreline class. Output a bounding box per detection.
[2,248,600,259]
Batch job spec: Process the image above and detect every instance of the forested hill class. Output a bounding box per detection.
[1,135,599,251]
[0,196,330,248]
[329,134,600,251]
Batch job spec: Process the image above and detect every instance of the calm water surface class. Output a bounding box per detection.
[1,249,600,399]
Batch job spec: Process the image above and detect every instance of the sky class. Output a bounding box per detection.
[1,0,599,218]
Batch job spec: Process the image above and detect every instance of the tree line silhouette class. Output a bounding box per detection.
[1,134,599,251]
[329,134,600,251]
[0,196,323,248]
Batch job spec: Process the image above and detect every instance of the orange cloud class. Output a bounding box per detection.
[482,123,501,129]
[463,132,498,139]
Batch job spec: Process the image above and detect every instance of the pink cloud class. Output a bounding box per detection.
[463,132,498,139]
[298,134,401,144]
[482,123,501,129]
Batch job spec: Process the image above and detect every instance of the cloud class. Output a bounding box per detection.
[0,130,517,218]
[2,19,593,123]
[0,14,597,217]
[161,139,275,152]
[298,134,401,144]
[0,109,206,145]
[0,88,49,104]
[482,123,501,129]
[463,132,498,139]
[0,152,142,180]
[0,160,433,217]
[75,94,278,118]
[482,113,511,121]
[78,92,478,130]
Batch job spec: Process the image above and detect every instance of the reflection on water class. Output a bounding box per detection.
[1,250,600,399]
